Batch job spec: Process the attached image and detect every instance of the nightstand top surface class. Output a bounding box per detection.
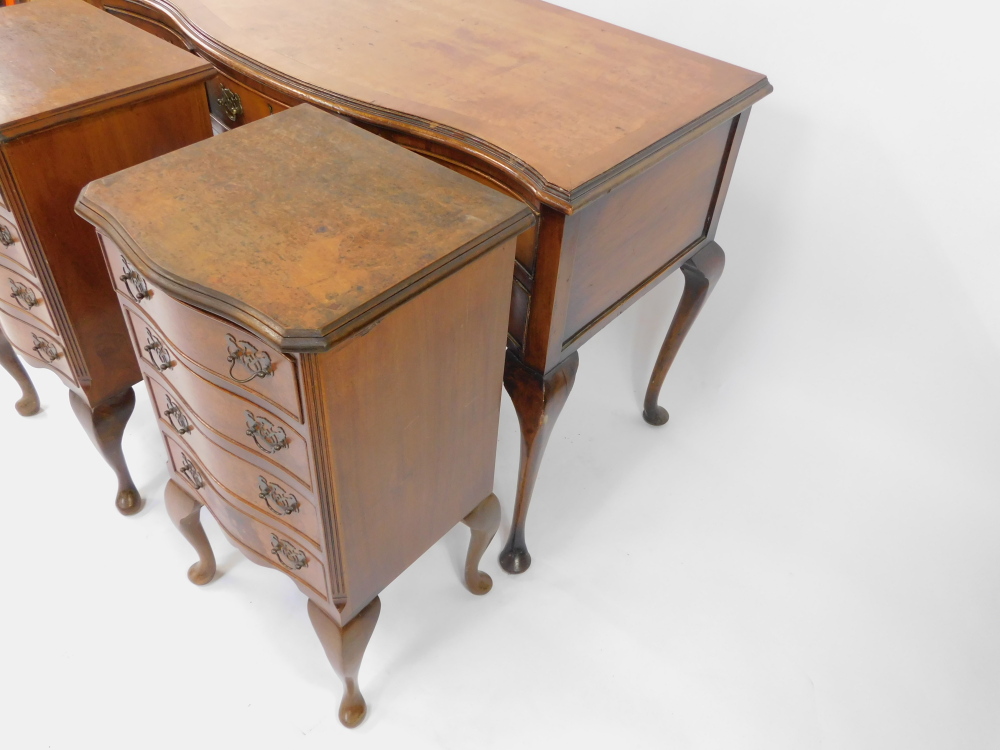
[0,0,212,138]
[78,105,532,350]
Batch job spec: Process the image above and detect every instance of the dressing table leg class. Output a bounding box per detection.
[0,325,40,416]
[309,596,381,729]
[499,350,579,574]
[643,241,725,426]
[164,479,216,585]
[70,386,142,515]
[461,493,501,594]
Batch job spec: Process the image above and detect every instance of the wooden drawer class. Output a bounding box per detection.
[0,200,16,227]
[154,378,322,545]
[205,73,286,130]
[0,307,75,384]
[0,212,33,276]
[103,240,302,421]
[146,368,313,490]
[163,434,330,601]
[0,261,55,332]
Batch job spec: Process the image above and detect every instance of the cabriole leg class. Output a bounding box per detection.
[643,241,725,426]
[69,386,142,515]
[0,324,40,416]
[461,493,501,594]
[164,479,216,585]
[308,596,381,729]
[499,350,579,574]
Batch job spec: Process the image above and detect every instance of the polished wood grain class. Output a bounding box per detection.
[0,0,214,513]
[0,321,39,416]
[80,107,525,726]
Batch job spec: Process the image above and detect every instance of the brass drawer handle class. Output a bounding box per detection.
[258,476,299,516]
[245,410,287,454]
[218,84,243,122]
[119,255,150,303]
[164,393,193,435]
[143,328,174,371]
[179,453,205,490]
[270,534,307,570]
[9,279,39,310]
[31,333,60,363]
[0,225,14,248]
[226,333,273,382]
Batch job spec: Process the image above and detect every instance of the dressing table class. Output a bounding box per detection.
[96,0,771,569]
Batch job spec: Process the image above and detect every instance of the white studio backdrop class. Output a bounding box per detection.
[1,1,997,748]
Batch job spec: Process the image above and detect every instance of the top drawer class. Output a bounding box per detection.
[206,74,287,131]
[0,212,33,276]
[102,238,302,422]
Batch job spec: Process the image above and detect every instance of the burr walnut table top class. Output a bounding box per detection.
[77,104,532,351]
[108,0,769,207]
[0,0,211,138]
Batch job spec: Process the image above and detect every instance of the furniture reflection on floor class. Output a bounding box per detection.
[78,104,534,727]
[100,0,771,569]
[0,0,214,513]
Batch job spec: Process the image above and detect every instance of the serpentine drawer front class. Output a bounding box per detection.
[0,0,214,515]
[78,104,534,728]
[105,244,303,422]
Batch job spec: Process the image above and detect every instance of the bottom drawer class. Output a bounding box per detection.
[164,433,330,602]
[0,308,76,385]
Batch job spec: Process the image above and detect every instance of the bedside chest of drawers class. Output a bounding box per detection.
[0,0,213,513]
[77,104,533,727]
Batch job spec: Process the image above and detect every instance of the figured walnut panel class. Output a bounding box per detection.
[105,238,303,422]
[146,369,314,490]
[164,434,332,601]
